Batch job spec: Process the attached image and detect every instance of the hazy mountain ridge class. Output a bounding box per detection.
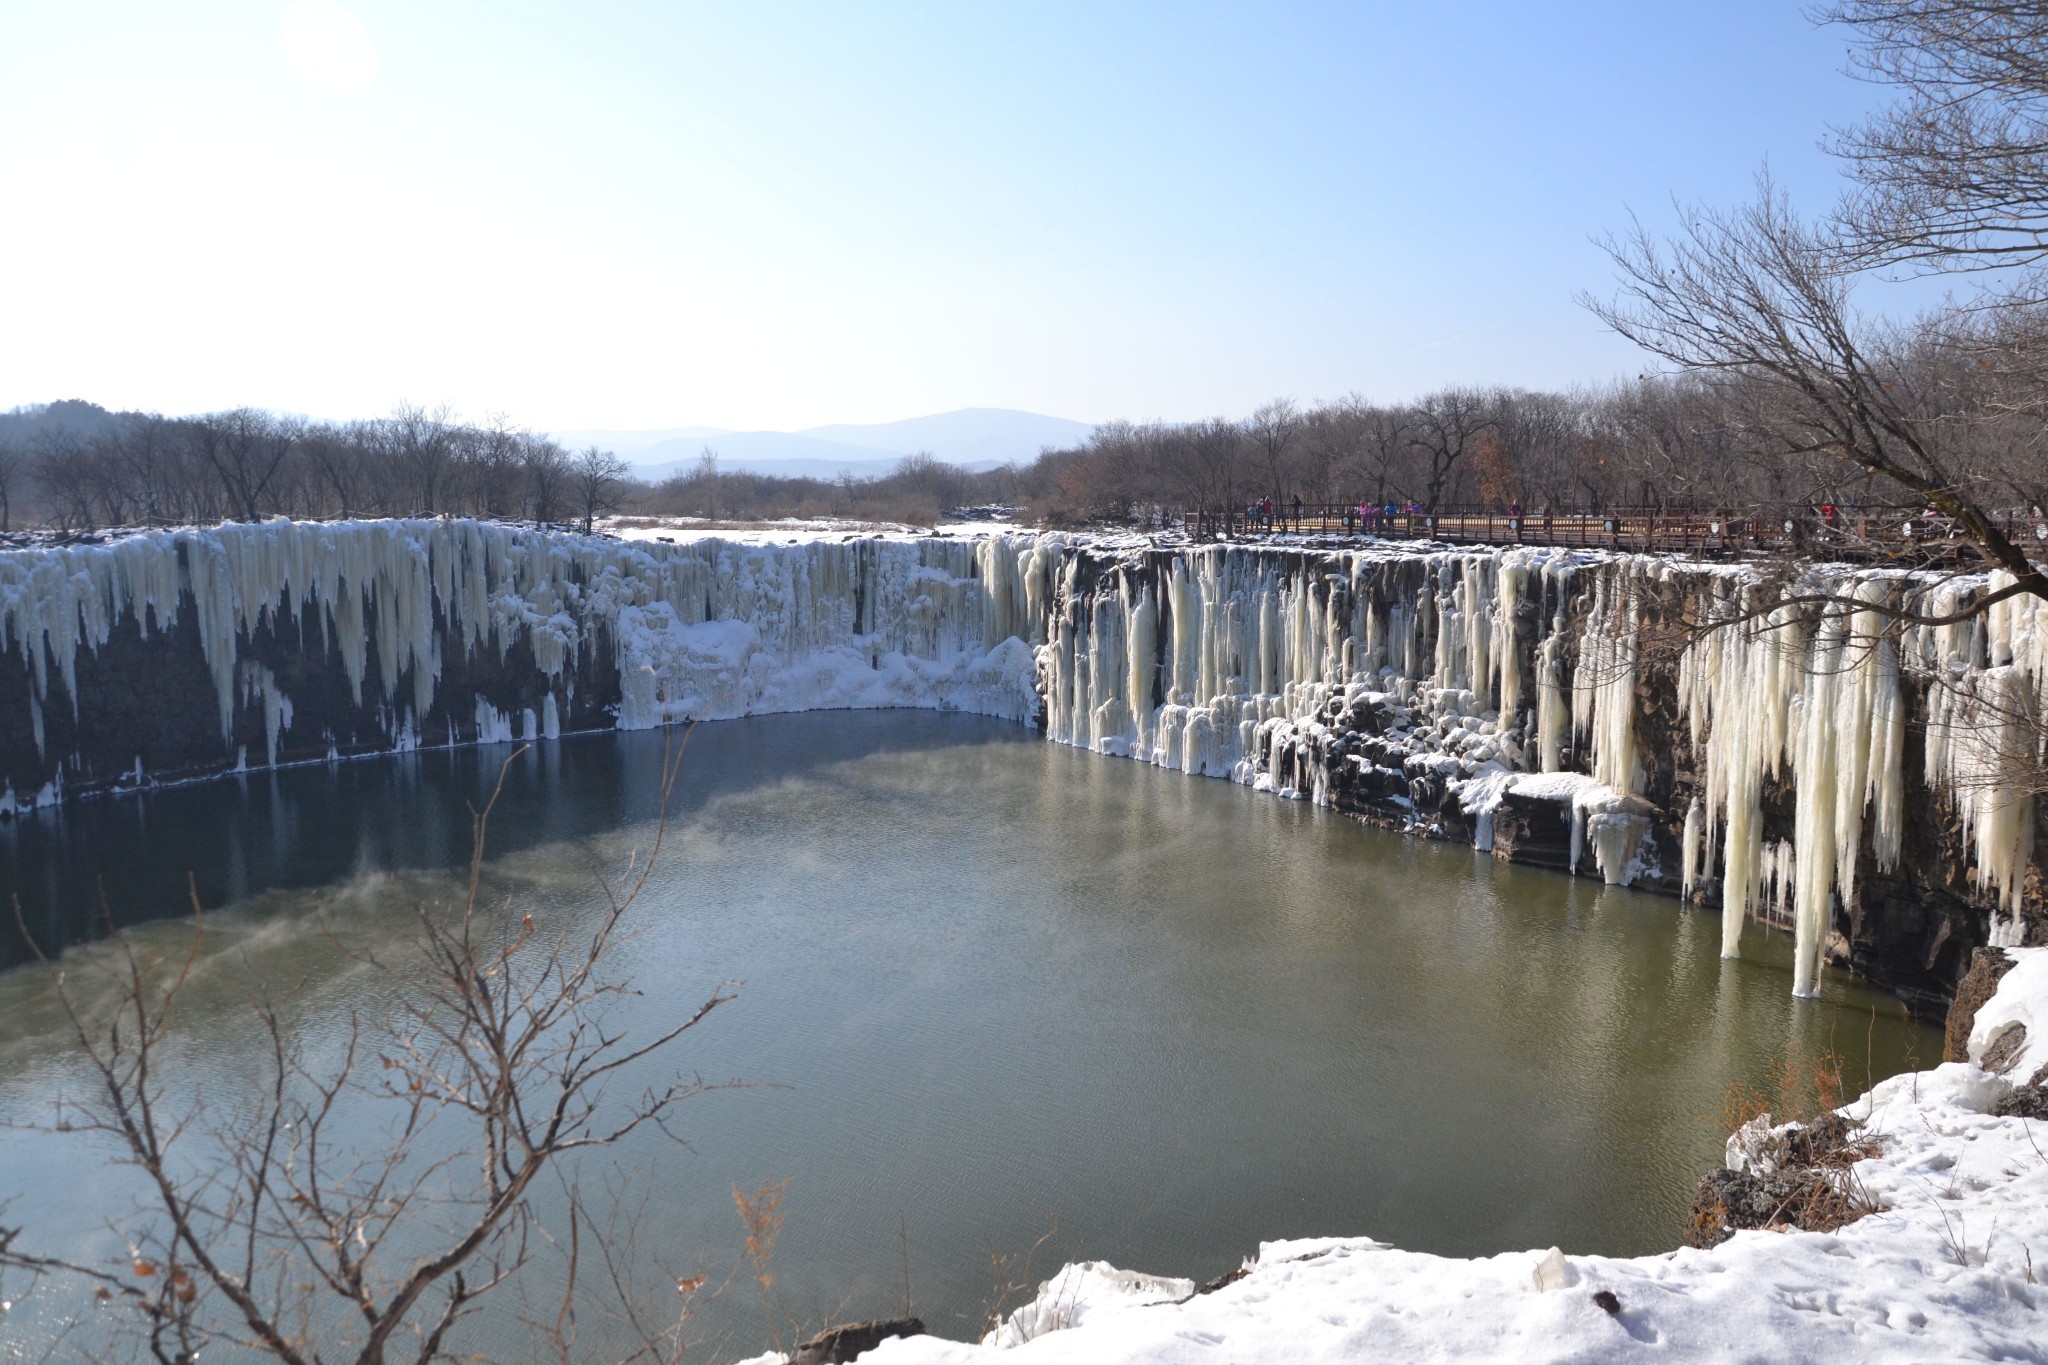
[551,407,1092,479]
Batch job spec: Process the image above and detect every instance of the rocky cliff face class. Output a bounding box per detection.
[1,521,2040,1017]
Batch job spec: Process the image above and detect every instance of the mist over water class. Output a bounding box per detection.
[0,713,1936,1358]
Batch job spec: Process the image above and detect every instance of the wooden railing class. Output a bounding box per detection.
[1184,503,2048,559]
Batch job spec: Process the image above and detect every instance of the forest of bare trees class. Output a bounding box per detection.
[12,344,2048,539]
[0,402,631,534]
[630,363,2048,531]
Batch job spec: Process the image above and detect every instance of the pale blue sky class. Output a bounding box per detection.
[1,2,1886,430]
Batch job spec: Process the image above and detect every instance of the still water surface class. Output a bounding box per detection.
[0,713,1936,1358]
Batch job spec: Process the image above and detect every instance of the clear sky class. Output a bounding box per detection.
[0,1,1887,431]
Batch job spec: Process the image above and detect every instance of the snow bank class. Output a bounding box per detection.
[751,960,2048,1364]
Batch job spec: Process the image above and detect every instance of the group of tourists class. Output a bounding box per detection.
[1338,500,1426,535]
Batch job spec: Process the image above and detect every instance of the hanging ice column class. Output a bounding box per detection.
[1034,543,1616,830]
[1562,568,1659,886]
[1681,575,1909,995]
[1912,570,2048,947]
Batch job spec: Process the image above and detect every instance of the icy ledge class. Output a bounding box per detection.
[747,952,2048,1364]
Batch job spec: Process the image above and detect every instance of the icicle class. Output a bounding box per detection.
[1680,799,1703,897]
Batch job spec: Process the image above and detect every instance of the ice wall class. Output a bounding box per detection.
[0,520,1044,812]
[1,519,2040,1002]
[1035,542,1651,874]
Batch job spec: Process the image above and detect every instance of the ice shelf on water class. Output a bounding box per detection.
[736,952,2048,1365]
[1,519,2043,1005]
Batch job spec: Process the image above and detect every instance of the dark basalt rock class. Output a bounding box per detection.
[1993,1074,2048,1119]
[1686,1168,1807,1249]
[790,1317,925,1364]
[1944,948,2017,1063]
[1487,791,1577,873]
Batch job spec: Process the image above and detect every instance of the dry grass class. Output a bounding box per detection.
[981,1225,1059,1341]
[1689,1036,1887,1247]
[734,1178,792,1353]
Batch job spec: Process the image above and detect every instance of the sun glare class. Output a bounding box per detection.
[279,2,379,93]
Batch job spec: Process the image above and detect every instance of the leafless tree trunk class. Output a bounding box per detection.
[0,440,19,531]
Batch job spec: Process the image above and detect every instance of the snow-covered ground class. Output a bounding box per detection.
[604,514,1033,545]
[742,952,2048,1363]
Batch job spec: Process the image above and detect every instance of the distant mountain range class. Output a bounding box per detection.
[549,408,1094,481]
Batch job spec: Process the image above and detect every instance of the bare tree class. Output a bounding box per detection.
[1162,418,1251,514]
[33,429,98,530]
[694,447,720,522]
[886,451,967,524]
[1826,0,2048,282]
[464,416,528,519]
[304,421,375,519]
[112,413,184,526]
[1244,398,1301,504]
[1351,402,1414,508]
[189,409,302,524]
[0,743,731,1364]
[1296,401,1362,508]
[1586,182,2048,609]
[1407,388,1495,511]
[571,446,632,533]
[522,437,572,525]
[388,405,461,515]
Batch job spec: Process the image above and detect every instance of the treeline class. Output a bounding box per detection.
[13,340,2046,537]
[656,362,2048,531]
[642,450,1026,526]
[0,401,635,533]
[1023,360,2048,525]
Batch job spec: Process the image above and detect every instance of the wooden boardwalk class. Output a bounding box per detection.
[1187,503,2048,561]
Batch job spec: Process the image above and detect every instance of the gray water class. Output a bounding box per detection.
[0,712,1936,1360]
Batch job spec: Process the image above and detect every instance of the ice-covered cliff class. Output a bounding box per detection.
[1,519,2042,1006]
[0,520,1043,811]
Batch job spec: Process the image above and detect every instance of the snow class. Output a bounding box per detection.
[740,957,2048,1365]
[1971,947,2048,1079]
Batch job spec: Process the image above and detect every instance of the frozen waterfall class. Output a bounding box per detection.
[0,518,2039,998]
